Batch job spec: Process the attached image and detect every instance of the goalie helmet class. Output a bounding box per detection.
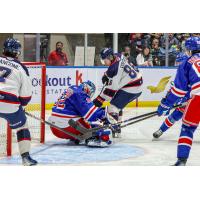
[80,80,96,98]
[3,38,21,58]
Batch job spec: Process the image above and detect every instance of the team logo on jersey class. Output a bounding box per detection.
[86,97,92,103]
[147,76,171,93]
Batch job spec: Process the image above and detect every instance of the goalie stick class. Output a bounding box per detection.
[68,103,185,134]
[25,112,93,140]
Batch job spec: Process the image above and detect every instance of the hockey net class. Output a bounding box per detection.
[0,62,46,157]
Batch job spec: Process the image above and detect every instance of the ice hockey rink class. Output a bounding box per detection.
[0,107,200,166]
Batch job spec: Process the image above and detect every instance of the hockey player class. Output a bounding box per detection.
[48,81,113,147]
[157,36,200,166]
[153,53,189,139]
[0,38,37,165]
[93,48,143,137]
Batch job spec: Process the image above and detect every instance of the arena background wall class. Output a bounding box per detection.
[28,66,177,110]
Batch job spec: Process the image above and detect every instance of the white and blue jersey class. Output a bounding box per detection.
[0,56,32,113]
[49,85,105,128]
[100,53,143,102]
[166,53,200,106]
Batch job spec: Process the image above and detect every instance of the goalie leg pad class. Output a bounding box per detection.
[50,118,91,140]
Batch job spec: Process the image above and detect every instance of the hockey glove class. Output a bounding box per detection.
[93,95,105,107]
[102,73,109,85]
[157,98,171,116]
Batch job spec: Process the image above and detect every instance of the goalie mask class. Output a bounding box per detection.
[80,81,96,98]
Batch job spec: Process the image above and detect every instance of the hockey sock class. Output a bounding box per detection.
[16,129,31,155]
[177,124,197,159]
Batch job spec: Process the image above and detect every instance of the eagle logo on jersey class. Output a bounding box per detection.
[147,76,171,93]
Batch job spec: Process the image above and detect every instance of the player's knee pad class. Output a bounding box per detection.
[171,110,184,121]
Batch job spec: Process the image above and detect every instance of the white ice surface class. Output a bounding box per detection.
[0,108,200,166]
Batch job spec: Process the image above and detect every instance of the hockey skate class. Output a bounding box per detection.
[153,129,163,139]
[22,152,38,166]
[86,135,112,147]
[173,158,187,166]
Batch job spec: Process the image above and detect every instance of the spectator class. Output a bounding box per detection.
[151,38,161,66]
[160,33,180,49]
[136,46,153,66]
[48,41,69,66]
[130,33,147,62]
[181,33,190,52]
[122,46,136,66]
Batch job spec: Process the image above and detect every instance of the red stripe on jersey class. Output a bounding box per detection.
[0,99,20,104]
[192,83,200,91]
[52,113,78,118]
[171,87,186,96]
[85,106,97,120]
[0,90,17,97]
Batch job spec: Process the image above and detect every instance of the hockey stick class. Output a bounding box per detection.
[68,103,185,134]
[68,110,158,134]
[25,112,93,140]
[120,113,158,128]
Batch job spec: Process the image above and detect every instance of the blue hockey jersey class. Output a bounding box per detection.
[51,85,105,126]
[166,53,200,106]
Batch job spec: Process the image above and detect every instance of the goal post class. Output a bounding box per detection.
[0,62,46,157]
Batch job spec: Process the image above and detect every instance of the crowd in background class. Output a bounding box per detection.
[45,33,200,67]
[120,33,200,67]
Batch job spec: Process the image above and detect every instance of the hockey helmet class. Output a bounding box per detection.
[80,80,96,98]
[185,36,200,51]
[3,38,21,58]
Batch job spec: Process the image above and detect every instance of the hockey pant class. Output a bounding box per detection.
[177,95,200,159]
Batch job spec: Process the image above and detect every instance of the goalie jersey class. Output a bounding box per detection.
[49,85,105,128]
[0,56,32,113]
[100,53,143,101]
[166,53,200,106]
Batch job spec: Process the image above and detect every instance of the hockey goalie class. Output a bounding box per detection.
[48,81,115,147]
